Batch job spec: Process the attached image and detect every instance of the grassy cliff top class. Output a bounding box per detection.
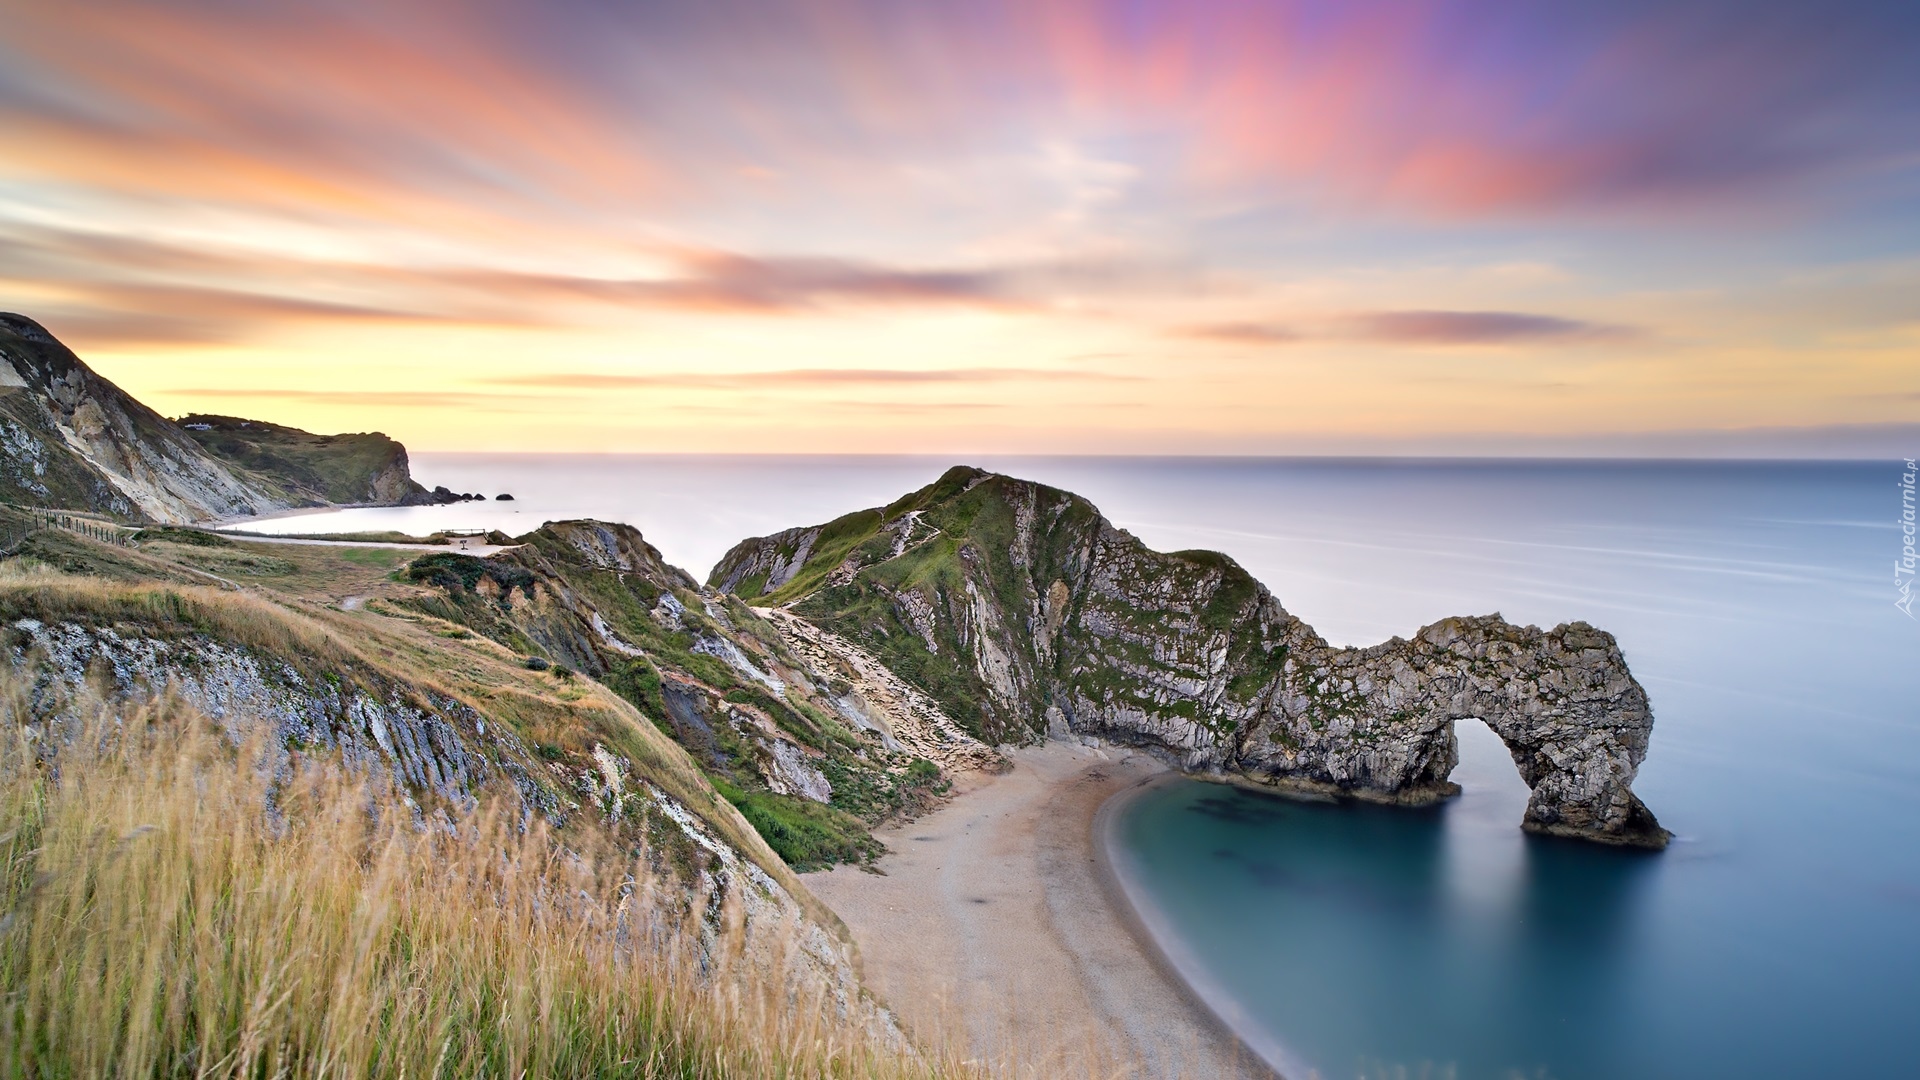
[175,413,424,506]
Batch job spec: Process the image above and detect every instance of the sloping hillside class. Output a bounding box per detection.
[389,519,992,869]
[0,313,288,522]
[0,536,869,989]
[0,529,964,1075]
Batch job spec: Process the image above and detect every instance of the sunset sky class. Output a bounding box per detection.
[2,0,1917,454]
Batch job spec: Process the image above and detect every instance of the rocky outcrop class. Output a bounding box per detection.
[0,314,435,521]
[1244,616,1662,845]
[0,314,291,522]
[177,413,428,506]
[11,617,508,809]
[713,467,1669,848]
[712,524,824,596]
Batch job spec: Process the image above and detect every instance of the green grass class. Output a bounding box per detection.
[708,776,884,871]
[334,546,413,568]
[131,526,232,547]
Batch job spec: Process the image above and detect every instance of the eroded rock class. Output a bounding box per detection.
[714,467,1670,848]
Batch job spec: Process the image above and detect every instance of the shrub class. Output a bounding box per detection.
[708,777,883,871]
[405,552,536,601]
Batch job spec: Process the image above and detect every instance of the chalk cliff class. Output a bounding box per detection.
[712,466,1668,848]
[0,313,290,522]
[0,313,430,521]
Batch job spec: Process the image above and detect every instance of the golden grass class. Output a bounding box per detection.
[0,685,966,1079]
[0,563,1204,1080]
[0,564,352,670]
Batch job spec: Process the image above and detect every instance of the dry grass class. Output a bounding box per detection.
[0,684,972,1079]
[0,566,811,911]
[0,564,353,671]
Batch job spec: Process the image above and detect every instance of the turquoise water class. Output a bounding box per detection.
[1094,460,1919,1080]
[246,456,1919,1078]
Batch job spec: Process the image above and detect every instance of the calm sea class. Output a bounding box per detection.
[236,455,1919,1079]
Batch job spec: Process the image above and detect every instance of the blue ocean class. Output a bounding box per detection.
[240,455,1919,1079]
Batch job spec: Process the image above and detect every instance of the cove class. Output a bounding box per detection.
[1108,713,1899,1080]
[249,456,1920,1076]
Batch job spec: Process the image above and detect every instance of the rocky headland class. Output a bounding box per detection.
[0,328,1673,1080]
[713,465,1668,848]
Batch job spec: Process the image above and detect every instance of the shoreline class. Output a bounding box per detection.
[805,741,1277,1078]
[1095,774,1320,1080]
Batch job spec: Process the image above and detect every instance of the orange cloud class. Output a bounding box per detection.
[482,367,1141,389]
[0,0,663,233]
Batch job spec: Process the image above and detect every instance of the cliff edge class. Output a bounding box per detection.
[177,413,426,506]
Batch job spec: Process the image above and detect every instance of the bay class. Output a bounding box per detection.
[234,454,1920,1078]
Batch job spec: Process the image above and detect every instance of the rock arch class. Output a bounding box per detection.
[1242,615,1670,849]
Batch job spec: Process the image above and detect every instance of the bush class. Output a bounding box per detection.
[607,658,666,719]
[405,552,536,601]
[523,655,551,671]
[709,778,883,871]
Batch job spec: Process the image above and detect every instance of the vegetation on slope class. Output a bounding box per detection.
[710,466,1289,746]
[0,690,944,1079]
[394,521,948,870]
[0,556,812,907]
[712,468,1067,743]
[176,413,425,506]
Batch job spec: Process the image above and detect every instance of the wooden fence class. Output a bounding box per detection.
[0,505,132,554]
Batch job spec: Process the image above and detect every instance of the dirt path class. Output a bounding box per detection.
[807,742,1273,1079]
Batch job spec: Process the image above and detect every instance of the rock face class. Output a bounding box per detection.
[177,413,428,506]
[0,314,435,521]
[712,466,1669,848]
[392,518,974,865]
[0,314,291,522]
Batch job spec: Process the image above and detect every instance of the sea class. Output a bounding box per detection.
[231,455,1919,1080]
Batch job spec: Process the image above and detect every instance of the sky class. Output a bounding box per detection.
[2,0,1917,455]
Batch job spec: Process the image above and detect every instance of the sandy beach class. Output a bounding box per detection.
[807,741,1274,1079]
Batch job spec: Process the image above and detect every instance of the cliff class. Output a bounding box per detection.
[0,313,433,521]
[712,466,1669,848]
[177,413,427,505]
[387,518,986,869]
[0,313,291,522]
